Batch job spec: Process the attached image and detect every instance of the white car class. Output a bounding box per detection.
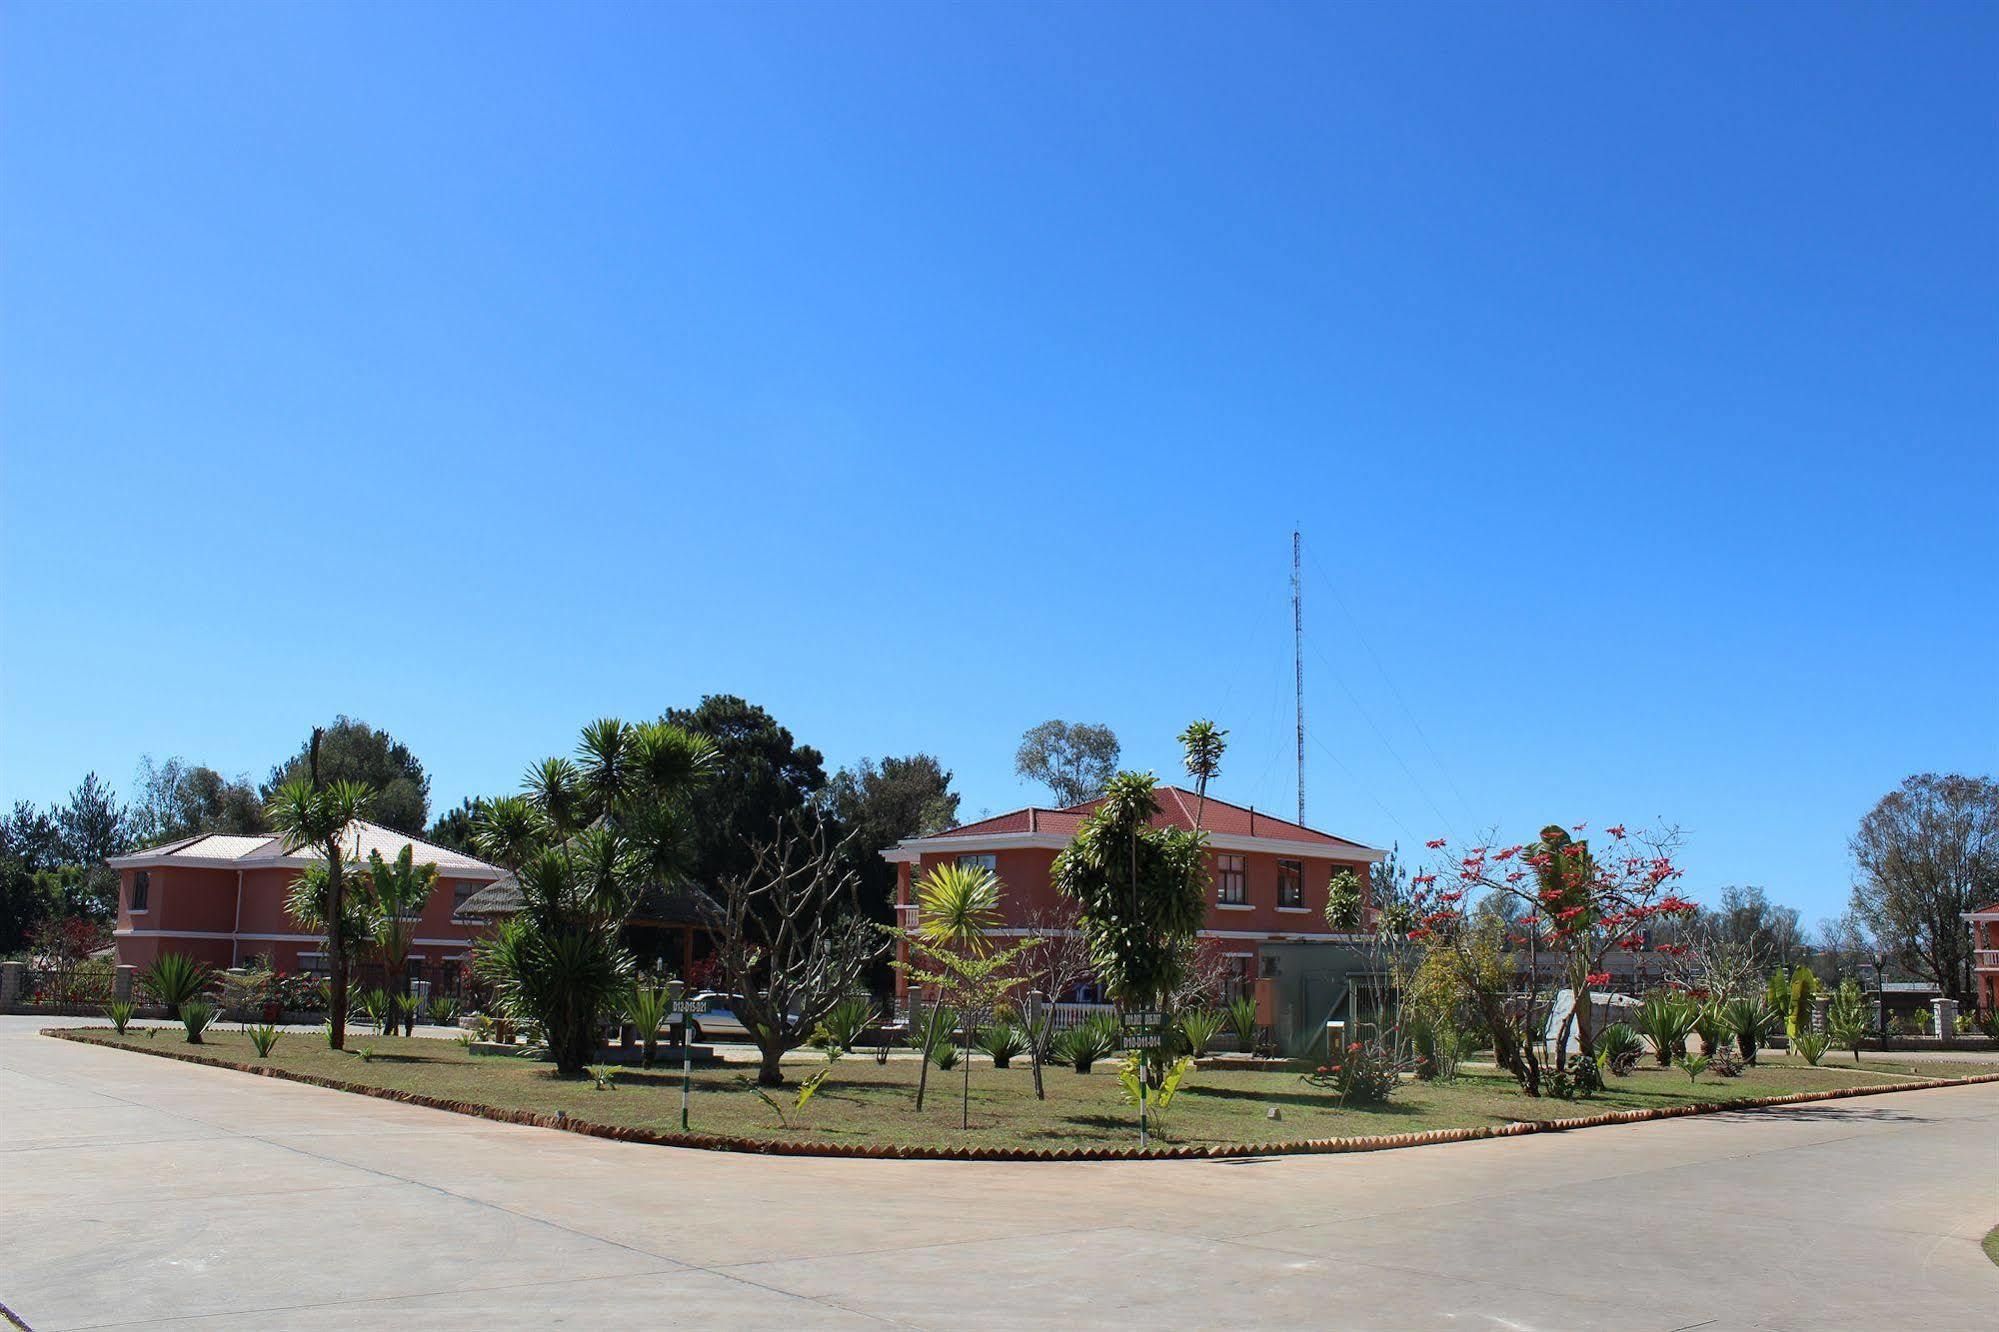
[681,992,799,1043]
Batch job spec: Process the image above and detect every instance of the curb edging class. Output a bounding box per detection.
[42,1028,1999,1164]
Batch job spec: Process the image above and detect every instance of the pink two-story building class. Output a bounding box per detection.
[107,822,504,978]
[1968,902,1999,1015]
[882,786,1384,1005]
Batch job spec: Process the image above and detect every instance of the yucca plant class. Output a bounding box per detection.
[427,995,460,1027]
[1595,1022,1643,1076]
[1052,1013,1120,1072]
[393,992,419,1036]
[623,983,672,1068]
[179,1000,216,1044]
[247,1023,282,1059]
[930,1042,961,1072]
[1637,993,1697,1067]
[976,1021,1030,1069]
[1177,1007,1226,1058]
[1793,1031,1830,1067]
[141,953,209,1020]
[1226,994,1260,1053]
[1722,995,1773,1064]
[105,1000,135,1035]
[1691,1001,1729,1058]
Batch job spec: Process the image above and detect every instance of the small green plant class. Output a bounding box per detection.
[1978,1009,1999,1040]
[1303,1039,1403,1104]
[586,1064,617,1090]
[1692,1001,1729,1058]
[1226,994,1259,1052]
[356,1044,376,1062]
[1827,980,1870,1062]
[976,1021,1030,1069]
[105,1000,135,1034]
[745,1077,790,1128]
[179,999,216,1044]
[794,1065,831,1112]
[1594,1022,1643,1076]
[1176,1007,1225,1058]
[1793,1031,1830,1067]
[355,987,393,1035]
[931,1042,961,1071]
[248,1023,282,1059]
[427,995,460,1026]
[1118,1053,1194,1127]
[1549,1051,1603,1100]
[393,992,419,1035]
[321,1022,337,1048]
[1682,1053,1711,1084]
[141,953,209,1019]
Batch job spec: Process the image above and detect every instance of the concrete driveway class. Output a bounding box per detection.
[3,1016,1994,1330]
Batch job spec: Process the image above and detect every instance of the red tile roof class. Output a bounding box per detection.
[922,786,1374,851]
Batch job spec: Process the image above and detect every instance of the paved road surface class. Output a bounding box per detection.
[3,1016,1994,1330]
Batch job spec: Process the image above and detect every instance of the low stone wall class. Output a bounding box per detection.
[44,1026,1999,1164]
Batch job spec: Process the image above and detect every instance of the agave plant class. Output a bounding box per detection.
[1691,1001,1729,1058]
[814,996,877,1061]
[930,1041,961,1072]
[354,987,393,1035]
[247,1023,282,1059]
[141,953,209,1020]
[1721,996,1774,1065]
[179,1000,216,1044]
[105,1000,135,1035]
[427,995,460,1027]
[1594,1022,1643,1076]
[1052,1014,1120,1072]
[976,1021,1030,1069]
[1176,1007,1226,1058]
[1637,993,1698,1067]
[1226,994,1260,1053]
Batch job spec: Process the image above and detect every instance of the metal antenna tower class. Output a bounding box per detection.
[1292,527,1305,827]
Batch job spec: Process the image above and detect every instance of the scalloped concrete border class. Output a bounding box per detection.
[43,1027,1999,1163]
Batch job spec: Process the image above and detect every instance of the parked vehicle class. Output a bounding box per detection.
[682,993,799,1043]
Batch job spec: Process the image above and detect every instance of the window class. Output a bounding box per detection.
[130,871,150,912]
[451,880,480,920]
[1215,854,1247,905]
[956,853,998,875]
[1277,859,1303,909]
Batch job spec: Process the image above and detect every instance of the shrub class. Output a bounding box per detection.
[586,1065,617,1090]
[1594,1022,1643,1076]
[355,987,393,1035]
[104,1000,135,1035]
[1707,1043,1743,1077]
[930,1042,960,1072]
[141,953,209,1019]
[1682,1053,1711,1084]
[1827,980,1870,1062]
[248,1023,281,1059]
[427,995,460,1027]
[1793,1031,1830,1067]
[1422,1023,1466,1083]
[1176,1007,1225,1058]
[1549,1051,1603,1100]
[179,1000,216,1044]
[1978,1010,1999,1040]
[1637,993,1698,1067]
[1303,1039,1401,1104]
[393,992,419,1035]
[1691,1001,1729,1057]
[976,1021,1029,1069]
[1118,1053,1194,1124]
[623,984,671,1068]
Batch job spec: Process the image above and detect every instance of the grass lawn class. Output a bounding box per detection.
[63,1027,1999,1154]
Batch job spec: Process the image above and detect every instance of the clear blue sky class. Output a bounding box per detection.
[3,2,1993,930]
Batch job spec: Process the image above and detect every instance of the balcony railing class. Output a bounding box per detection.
[1974,949,1999,969]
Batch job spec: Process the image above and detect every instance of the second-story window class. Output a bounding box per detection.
[130,871,150,912]
[956,853,998,876]
[1216,854,1247,905]
[1277,859,1303,908]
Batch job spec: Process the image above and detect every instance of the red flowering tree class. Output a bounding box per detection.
[1407,823,1693,1093]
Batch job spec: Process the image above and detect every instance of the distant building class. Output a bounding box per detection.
[1965,902,1999,1013]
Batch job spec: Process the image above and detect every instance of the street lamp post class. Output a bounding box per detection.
[1871,952,1889,1050]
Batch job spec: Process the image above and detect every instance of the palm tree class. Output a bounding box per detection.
[1177,720,1228,830]
[473,719,715,1078]
[361,846,438,1032]
[905,860,1003,1113]
[266,728,374,1050]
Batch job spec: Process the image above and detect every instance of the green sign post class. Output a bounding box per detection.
[668,991,709,1131]
[1121,1010,1167,1148]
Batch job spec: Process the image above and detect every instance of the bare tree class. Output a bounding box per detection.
[1849,773,1998,1005]
[714,818,886,1086]
[1016,901,1098,1099]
